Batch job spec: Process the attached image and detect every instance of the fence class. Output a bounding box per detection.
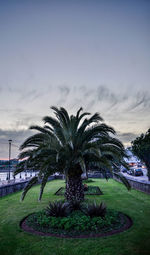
[2,173,148,198]
[0,176,56,198]
[113,175,150,194]
[0,173,105,198]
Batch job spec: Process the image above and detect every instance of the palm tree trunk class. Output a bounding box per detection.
[65,176,84,202]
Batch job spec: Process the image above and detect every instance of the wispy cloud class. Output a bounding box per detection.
[116,131,139,146]
[52,84,150,114]
[0,128,34,158]
[127,91,150,111]
[0,83,150,158]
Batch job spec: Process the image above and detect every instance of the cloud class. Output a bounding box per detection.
[116,131,139,145]
[97,85,117,103]
[58,85,70,97]
[2,82,150,117]
[0,128,34,158]
[0,108,23,114]
[18,88,46,103]
[54,84,150,115]
[0,85,47,105]
[127,91,150,111]
[57,85,70,105]
[0,83,150,158]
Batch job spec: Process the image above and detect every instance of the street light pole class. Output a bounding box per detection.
[8,139,12,181]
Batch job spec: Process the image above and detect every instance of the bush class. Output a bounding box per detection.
[46,200,71,217]
[26,209,122,235]
[68,199,84,211]
[83,201,106,218]
[27,211,51,227]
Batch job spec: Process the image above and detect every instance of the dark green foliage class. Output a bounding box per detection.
[68,199,84,211]
[15,106,130,201]
[28,211,51,227]
[131,129,150,180]
[113,172,131,190]
[26,209,122,235]
[21,176,38,201]
[83,201,106,218]
[46,201,71,217]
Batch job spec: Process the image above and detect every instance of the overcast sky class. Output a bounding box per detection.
[0,0,150,159]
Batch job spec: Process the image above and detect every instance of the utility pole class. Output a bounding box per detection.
[8,139,12,182]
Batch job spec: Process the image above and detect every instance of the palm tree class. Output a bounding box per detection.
[15,106,130,201]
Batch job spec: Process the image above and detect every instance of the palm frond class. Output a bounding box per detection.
[30,125,52,136]
[14,160,26,175]
[21,176,38,201]
[113,172,131,190]
[76,107,83,118]
[20,133,45,150]
[87,112,103,124]
[38,172,50,201]
[78,157,86,174]
[43,116,65,145]
[51,106,70,129]
[16,106,129,200]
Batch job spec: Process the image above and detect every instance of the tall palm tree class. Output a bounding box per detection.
[15,106,130,201]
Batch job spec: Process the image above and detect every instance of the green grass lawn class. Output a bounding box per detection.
[0,179,150,255]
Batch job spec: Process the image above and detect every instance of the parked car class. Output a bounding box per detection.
[137,163,142,168]
[127,168,143,176]
[134,168,144,176]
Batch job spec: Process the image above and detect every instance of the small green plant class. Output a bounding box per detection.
[26,209,122,235]
[83,201,106,218]
[68,199,84,211]
[46,201,71,217]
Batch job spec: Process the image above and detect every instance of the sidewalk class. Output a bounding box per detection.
[0,177,31,187]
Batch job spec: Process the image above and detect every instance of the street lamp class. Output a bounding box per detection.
[8,139,12,182]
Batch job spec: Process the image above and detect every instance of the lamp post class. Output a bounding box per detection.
[8,139,12,182]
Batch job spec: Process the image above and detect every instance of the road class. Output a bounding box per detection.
[122,168,150,183]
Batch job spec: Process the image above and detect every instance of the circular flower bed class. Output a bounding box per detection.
[20,209,132,238]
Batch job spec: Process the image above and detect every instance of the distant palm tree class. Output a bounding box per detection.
[15,106,130,201]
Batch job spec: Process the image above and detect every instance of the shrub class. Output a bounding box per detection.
[26,209,122,235]
[46,201,71,217]
[68,199,84,211]
[83,201,106,218]
[49,211,91,231]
